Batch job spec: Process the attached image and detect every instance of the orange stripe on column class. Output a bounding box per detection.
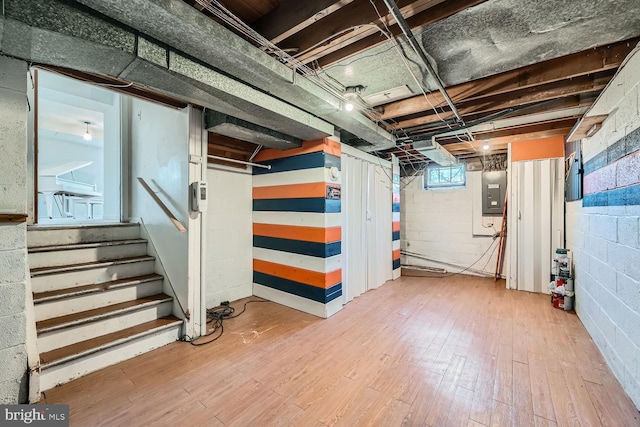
[253,183,338,200]
[253,140,325,162]
[254,259,342,288]
[253,138,341,162]
[322,139,341,157]
[392,222,401,232]
[393,249,401,260]
[253,223,341,243]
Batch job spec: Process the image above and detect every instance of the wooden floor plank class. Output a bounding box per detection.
[560,361,602,427]
[493,343,514,406]
[490,399,514,426]
[528,351,556,422]
[37,276,639,426]
[513,360,535,427]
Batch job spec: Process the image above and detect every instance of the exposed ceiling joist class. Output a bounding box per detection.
[208,133,259,169]
[177,0,639,163]
[391,71,613,130]
[312,0,489,68]
[443,119,577,153]
[281,0,441,64]
[254,0,357,44]
[377,38,638,120]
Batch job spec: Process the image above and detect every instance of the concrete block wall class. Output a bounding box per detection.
[252,139,343,318]
[0,55,29,403]
[565,46,640,409]
[401,170,499,276]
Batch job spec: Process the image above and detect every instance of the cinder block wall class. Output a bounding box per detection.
[0,56,29,403]
[566,48,640,409]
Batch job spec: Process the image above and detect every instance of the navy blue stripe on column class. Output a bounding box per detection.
[253,236,341,257]
[393,259,401,270]
[254,272,343,303]
[253,152,342,175]
[253,198,341,213]
[253,151,325,175]
[392,203,400,212]
[392,231,400,241]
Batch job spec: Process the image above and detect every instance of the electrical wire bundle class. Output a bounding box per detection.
[181,299,270,346]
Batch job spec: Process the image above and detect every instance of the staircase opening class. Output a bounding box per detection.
[35,69,122,225]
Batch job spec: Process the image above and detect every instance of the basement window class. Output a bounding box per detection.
[424,163,466,190]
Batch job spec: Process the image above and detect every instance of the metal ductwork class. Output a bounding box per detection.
[67,0,397,151]
[412,137,458,166]
[204,110,302,150]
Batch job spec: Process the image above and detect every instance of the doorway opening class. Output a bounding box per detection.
[35,70,121,224]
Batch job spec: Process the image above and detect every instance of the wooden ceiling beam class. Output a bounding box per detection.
[401,93,598,138]
[439,117,579,145]
[282,0,441,63]
[441,120,576,152]
[378,38,638,120]
[312,0,488,68]
[253,0,356,44]
[391,71,612,130]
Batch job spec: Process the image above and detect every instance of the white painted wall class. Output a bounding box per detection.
[402,170,501,276]
[103,97,121,221]
[129,98,190,317]
[205,166,253,307]
[566,48,640,409]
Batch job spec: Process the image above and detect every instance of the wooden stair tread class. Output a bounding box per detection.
[33,274,163,303]
[29,239,147,253]
[39,316,182,368]
[30,255,155,276]
[27,223,138,231]
[36,294,172,333]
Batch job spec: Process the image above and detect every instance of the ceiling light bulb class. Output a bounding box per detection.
[483,144,490,151]
[83,121,92,141]
[344,102,354,112]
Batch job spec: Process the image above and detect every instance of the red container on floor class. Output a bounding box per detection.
[552,293,565,309]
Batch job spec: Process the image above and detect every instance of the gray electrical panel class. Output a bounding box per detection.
[482,171,507,215]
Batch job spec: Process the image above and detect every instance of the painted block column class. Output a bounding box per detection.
[0,56,29,403]
[392,156,401,279]
[252,138,343,318]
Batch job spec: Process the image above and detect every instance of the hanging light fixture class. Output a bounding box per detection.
[83,121,92,141]
[343,85,364,112]
[483,144,490,151]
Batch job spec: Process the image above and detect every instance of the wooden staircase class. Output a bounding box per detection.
[28,223,183,391]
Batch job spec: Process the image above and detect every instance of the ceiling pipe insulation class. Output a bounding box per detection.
[381,0,464,125]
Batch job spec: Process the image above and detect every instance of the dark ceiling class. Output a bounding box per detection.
[183,0,640,166]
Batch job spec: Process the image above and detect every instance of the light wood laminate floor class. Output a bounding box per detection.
[42,275,640,426]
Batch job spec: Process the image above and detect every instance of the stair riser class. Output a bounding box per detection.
[40,325,181,391]
[38,302,173,353]
[35,280,164,322]
[31,260,156,293]
[28,225,140,247]
[29,243,148,269]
